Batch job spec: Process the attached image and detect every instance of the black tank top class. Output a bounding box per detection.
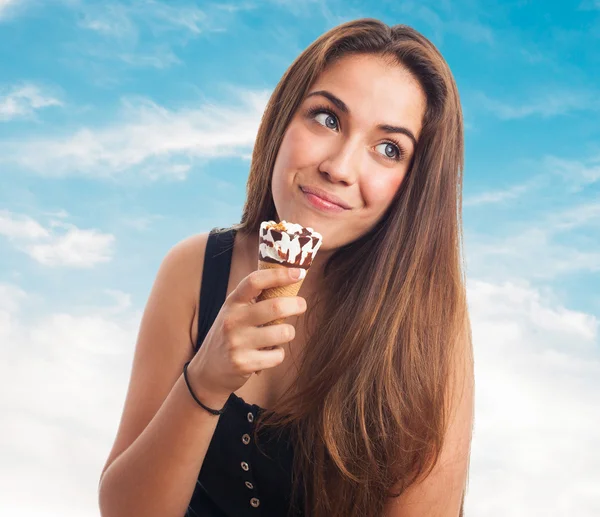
[185,227,304,517]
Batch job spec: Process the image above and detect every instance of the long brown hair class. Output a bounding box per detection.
[232,18,472,517]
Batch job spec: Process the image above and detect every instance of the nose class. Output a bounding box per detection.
[318,136,361,186]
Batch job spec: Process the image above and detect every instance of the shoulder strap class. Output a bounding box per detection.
[195,227,237,353]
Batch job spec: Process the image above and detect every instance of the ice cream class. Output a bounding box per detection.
[256,220,322,325]
[258,220,323,269]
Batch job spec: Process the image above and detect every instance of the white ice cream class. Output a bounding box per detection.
[259,220,323,267]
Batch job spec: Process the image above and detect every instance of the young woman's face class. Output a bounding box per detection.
[271,53,426,252]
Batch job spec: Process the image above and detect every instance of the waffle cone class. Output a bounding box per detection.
[256,260,306,325]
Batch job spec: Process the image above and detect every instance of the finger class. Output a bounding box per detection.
[246,323,296,349]
[246,296,306,327]
[231,267,306,305]
[243,346,285,374]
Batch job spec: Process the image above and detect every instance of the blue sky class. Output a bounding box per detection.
[1,1,599,516]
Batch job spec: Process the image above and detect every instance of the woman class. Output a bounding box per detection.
[98,18,474,517]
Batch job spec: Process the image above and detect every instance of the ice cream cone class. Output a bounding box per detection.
[254,220,323,374]
[256,260,306,325]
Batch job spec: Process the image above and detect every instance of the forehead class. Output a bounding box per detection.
[308,54,426,139]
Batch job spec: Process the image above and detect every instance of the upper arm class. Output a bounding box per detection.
[384,318,475,517]
[99,232,209,482]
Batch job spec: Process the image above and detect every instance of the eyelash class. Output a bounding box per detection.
[304,104,405,162]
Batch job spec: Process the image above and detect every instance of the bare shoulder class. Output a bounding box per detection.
[99,231,210,481]
[163,232,211,281]
[147,231,212,344]
[157,232,211,312]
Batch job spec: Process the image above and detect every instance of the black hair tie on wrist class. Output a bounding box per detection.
[183,361,227,416]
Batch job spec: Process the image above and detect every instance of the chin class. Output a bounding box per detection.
[274,207,320,231]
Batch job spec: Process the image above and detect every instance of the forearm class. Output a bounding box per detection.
[98,370,229,517]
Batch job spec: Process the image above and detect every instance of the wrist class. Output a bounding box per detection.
[185,360,230,411]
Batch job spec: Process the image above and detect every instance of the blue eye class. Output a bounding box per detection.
[375,142,402,161]
[306,105,339,131]
[312,109,338,130]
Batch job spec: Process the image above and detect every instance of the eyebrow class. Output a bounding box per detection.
[305,89,419,149]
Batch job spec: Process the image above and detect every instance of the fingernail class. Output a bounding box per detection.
[291,268,306,280]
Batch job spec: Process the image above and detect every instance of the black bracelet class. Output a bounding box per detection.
[183,361,227,416]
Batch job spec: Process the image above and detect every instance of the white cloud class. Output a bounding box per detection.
[43,208,70,219]
[141,0,208,34]
[121,213,164,231]
[103,289,132,313]
[449,19,494,45]
[474,90,597,119]
[0,83,63,121]
[25,227,115,267]
[394,1,494,46]
[76,1,208,38]
[0,282,140,517]
[465,279,600,516]
[268,0,346,21]
[464,176,544,207]
[77,3,137,39]
[467,225,600,280]
[0,0,22,19]
[552,201,600,231]
[466,169,600,280]
[0,210,50,239]
[0,210,115,268]
[118,47,181,68]
[0,89,270,180]
[215,2,257,13]
[464,155,600,281]
[0,283,27,325]
[579,0,600,10]
[544,154,600,191]
[73,0,250,70]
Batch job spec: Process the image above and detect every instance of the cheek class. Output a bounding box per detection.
[272,125,307,196]
[363,173,404,210]
[276,122,321,171]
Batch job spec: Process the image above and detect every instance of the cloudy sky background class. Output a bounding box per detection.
[1,1,599,516]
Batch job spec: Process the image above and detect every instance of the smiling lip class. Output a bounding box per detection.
[300,186,351,210]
